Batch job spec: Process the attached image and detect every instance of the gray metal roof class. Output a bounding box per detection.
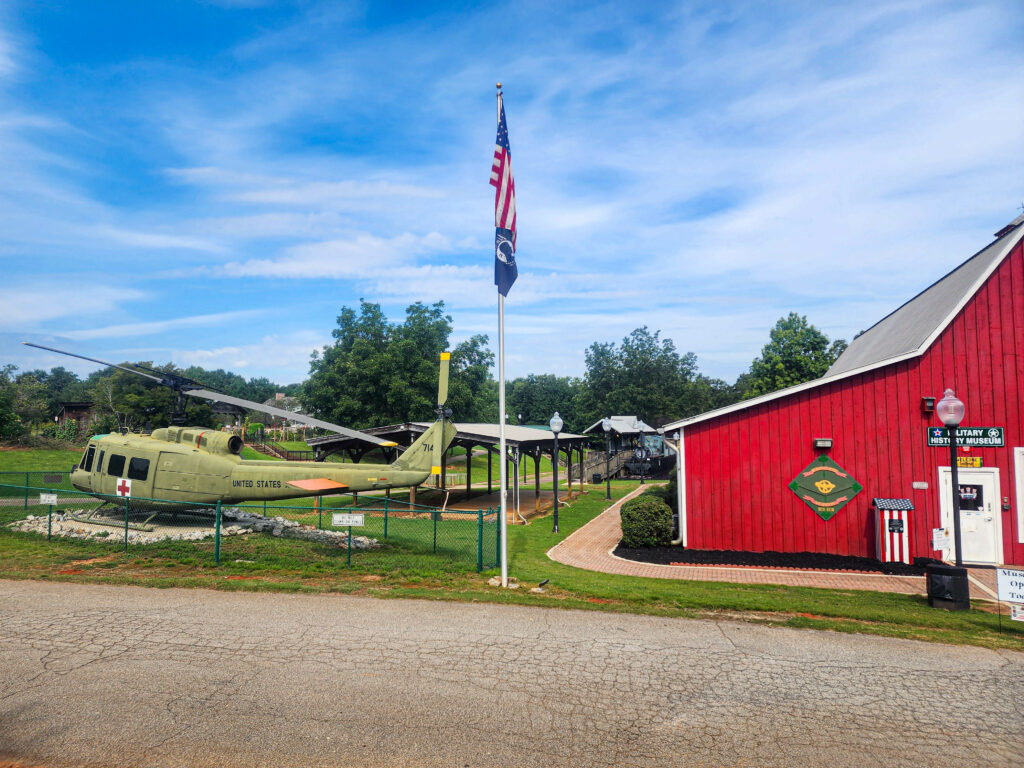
[663,213,1024,431]
[826,213,1024,376]
[582,415,654,435]
[308,421,586,452]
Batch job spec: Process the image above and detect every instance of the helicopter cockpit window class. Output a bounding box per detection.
[127,457,149,481]
[81,446,95,472]
[95,450,105,474]
[107,454,126,477]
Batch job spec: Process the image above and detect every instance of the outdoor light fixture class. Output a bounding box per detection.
[931,388,970,609]
[549,412,563,533]
[602,417,613,501]
[813,438,833,450]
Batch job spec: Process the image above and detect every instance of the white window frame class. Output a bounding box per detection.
[1015,447,1024,544]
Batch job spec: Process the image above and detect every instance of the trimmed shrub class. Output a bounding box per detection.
[620,494,673,548]
[644,476,677,514]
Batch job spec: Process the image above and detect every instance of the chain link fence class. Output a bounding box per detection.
[0,473,499,574]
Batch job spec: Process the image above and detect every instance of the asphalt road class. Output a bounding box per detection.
[1,581,1021,768]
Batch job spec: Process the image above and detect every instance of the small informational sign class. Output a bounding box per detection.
[39,493,58,506]
[887,519,905,534]
[912,481,929,490]
[995,568,1024,604]
[332,513,364,527]
[931,527,950,551]
[927,426,1004,447]
[956,456,983,468]
[1010,605,1024,623]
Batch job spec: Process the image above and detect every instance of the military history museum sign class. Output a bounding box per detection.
[926,426,1004,447]
[788,455,863,522]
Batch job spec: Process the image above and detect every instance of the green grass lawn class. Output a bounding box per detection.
[0,447,83,473]
[0,446,1020,650]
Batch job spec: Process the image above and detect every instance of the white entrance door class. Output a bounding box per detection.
[937,467,1002,565]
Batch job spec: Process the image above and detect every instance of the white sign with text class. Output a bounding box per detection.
[332,513,365,527]
[996,568,1024,604]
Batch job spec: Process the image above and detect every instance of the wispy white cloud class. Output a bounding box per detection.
[1,0,1021,385]
[63,310,267,340]
[0,285,147,327]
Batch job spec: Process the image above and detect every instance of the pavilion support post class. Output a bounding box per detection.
[466,444,472,498]
[578,447,584,490]
[534,448,542,510]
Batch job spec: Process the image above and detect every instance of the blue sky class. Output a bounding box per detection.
[2,0,1022,386]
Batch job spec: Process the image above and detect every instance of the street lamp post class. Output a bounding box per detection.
[936,389,966,567]
[550,411,563,533]
[602,417,612,501]
[636,419,648,484]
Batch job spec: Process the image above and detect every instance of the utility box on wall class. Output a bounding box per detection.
[873,498,914,564]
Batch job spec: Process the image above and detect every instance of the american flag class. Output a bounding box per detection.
[491,91,517,296]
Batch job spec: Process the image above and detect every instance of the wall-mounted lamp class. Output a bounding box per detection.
[813,438,833,450]
[921,396,936,413]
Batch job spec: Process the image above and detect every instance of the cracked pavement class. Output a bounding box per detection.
[0,580,1021,767]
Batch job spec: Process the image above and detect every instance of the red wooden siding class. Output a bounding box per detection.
[683,240,1024,564]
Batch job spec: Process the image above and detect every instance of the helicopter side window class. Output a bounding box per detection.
[95,450,105,474]
[127,457,150,481]
[80,446,95,472]
[107,454,126,476]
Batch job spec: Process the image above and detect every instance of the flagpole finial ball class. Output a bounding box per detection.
[496,82,502,89]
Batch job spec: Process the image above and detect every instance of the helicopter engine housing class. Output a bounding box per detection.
[150,426,243,456]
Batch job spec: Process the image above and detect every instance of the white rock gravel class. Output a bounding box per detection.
[7,508,380,550]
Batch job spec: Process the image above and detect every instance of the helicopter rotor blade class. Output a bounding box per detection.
[184,389,398,447]
[21,342,164,384]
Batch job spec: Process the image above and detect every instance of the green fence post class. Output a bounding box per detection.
[263,499,267,515]
[383,497,389,538]
[215,500,222,565]
[24,472,29,510]
[495,507,500,568]
[318,497,322,530]
[477,509,483,573]
[433,509,438,554]
[347,526,352,568]
[124,498,130,553]
[48,504,53,541]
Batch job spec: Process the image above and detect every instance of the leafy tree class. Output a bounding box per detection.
[743,313,847,398]
[0,364,26,440]
[506,374,583,431]
[575,327,719,427]
[302,300,495,428]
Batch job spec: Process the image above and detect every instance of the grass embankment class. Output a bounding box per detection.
[1,446,1021,651]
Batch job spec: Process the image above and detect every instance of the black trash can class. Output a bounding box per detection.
[925,563,970,610]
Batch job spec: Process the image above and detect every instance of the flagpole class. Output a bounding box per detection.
[496,84,509,588]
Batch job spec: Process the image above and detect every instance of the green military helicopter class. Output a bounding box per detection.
[23,342,457,506]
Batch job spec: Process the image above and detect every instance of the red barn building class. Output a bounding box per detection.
[664,214,1024,566]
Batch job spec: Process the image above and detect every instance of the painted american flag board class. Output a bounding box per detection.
[490,91,517,296]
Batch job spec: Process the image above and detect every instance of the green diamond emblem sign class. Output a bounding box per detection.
[788,455,863,521]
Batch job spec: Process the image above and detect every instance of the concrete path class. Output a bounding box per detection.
[1,580,1021,768]
[548,491,983,596]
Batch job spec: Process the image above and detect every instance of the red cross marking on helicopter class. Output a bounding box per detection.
[116,479,131,497]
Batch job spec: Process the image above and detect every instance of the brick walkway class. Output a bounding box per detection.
[548,489,999,598]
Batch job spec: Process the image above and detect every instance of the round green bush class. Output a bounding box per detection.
[620,494,673,548]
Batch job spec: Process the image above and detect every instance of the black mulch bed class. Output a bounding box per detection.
[614,544,941,576]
